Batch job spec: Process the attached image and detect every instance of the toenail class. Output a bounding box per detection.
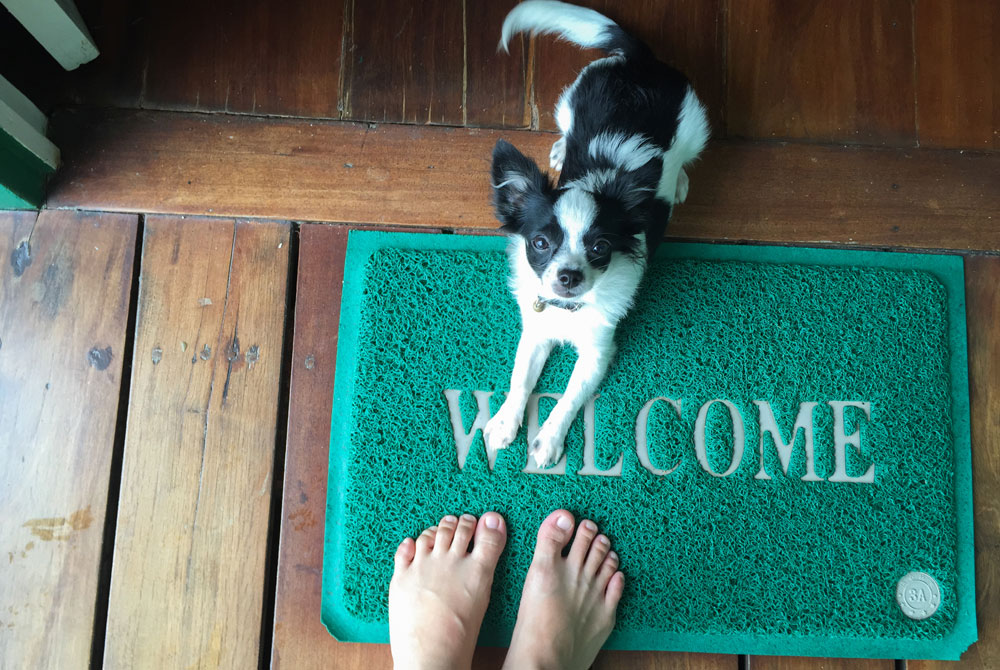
[609,551,618,561]
[556,514,572,530]
[582,520,597,532]
[484,514,500,529]
[461,514,476,522]
[597,535,609,545]
[442,515,457,523]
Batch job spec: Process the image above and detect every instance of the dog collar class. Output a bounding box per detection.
[533,297,584,312]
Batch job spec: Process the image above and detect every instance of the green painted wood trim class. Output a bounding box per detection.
[0,126,54,208]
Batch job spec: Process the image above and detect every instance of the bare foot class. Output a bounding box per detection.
[389,512,507,670]
[503,510,624,670]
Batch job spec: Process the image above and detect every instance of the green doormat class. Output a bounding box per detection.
[322,230,976,660]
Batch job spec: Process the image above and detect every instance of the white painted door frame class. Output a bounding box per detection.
[1,0,99,71]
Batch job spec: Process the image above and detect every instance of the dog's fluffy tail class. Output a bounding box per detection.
[499,1,650,61]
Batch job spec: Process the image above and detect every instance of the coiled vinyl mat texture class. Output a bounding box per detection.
[322,231,976,659]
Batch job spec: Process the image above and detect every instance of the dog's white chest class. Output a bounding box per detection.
[520,300,614,350]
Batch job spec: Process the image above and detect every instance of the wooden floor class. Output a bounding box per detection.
[1,0,998,668]
[2,140,999,669]
[2,0,997,150]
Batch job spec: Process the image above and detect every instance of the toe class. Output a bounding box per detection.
[597,550,619,588]
[533,509,575,562]
[567,519,598,569]
[471,512,507,566]
[606,571,625,608]
[451,514,477,553]
[415,525,438,553]
[583,534,611,577]
[394,537,416,571]
[433,515,458,553]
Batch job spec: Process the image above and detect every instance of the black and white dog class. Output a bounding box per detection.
[484,1,709,467]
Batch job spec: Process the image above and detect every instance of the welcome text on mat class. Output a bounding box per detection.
[444,390,875,483]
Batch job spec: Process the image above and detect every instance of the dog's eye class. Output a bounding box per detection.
[531,236,549,251]
[590,239,611,256]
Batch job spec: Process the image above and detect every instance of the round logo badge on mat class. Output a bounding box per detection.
[896,572,941,620]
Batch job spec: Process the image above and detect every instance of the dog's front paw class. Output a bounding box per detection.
[484,410,520,453]
[549,137,566,172]
[529,424,566,468]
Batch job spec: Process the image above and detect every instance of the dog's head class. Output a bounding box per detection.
[491,139,659,302]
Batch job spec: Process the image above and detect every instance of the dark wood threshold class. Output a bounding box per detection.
[47,108,999,254]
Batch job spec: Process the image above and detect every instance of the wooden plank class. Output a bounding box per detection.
[270,223,392,669]
[48,109,1000,252]
[0,209,137,669]
[3,0,990,147]
[674,141,1000,252]
[464,0,529,128]
[727,0,916,146]
[748,658,892,670]
[532,0,726,133]
[46,109,554,227]
[914,0,998,150]
[341,0,464,125]
[140,0,343,117]
[104,216,289,669]
[0,0,344,117]
[595,651,735,669]
[909,255,1000,668]
[271,223,344,667]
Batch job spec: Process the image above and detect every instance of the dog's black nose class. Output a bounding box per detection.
[557,268,583,289]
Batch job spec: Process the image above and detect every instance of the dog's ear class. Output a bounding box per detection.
[491,139,551,232]
[596,158,661,211]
